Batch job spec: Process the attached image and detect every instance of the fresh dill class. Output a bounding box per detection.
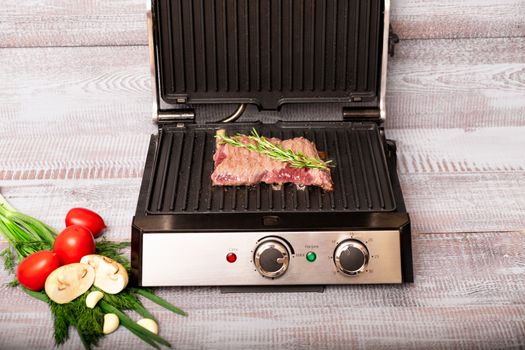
[1,247,19,287]
[215,128,333,171]
[1,247,16,274]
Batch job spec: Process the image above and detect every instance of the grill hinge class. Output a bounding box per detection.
[155,109,195,124]
[342,107,382,123]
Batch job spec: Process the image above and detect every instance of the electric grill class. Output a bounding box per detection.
[131,0,413,289]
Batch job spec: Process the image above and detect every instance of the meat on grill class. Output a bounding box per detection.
[211,133,334,191]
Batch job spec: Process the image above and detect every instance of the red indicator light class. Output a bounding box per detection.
[226,252,237,263]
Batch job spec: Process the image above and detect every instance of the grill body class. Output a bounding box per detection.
[133,0,413,288]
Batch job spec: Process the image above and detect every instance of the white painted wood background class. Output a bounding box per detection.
[0,0,524,349]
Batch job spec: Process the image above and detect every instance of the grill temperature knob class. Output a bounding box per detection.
[334,240,369,275]
[254,240,289,278]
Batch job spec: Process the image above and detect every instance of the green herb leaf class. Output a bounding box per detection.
[0,247,16,274]
[22,286,49,303]
[7,279,19,287]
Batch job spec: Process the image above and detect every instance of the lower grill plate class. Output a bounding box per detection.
[145,122,396,214]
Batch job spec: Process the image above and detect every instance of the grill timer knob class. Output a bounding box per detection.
[334,240,369,275]
[254,240,289,278]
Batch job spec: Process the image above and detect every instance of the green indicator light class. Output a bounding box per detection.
[306,251,317,262]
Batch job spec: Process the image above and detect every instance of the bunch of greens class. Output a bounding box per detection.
[0,193,186,349]
[215,128,333,170]
[0,194,55,265]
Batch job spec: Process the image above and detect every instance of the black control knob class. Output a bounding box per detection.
[254,240,289,278]
[334,240,369,275]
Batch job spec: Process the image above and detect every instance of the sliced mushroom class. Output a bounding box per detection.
[80,255,128,294]
[45,263,95,304]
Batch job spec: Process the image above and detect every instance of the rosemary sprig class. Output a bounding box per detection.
[215,128,333,171]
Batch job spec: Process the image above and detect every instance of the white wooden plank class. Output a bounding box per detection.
[1,39,524,131]
[391,0,525,39]
[0,45,154,138]
[401,172,525,234]
[390,128,525,174]
[0,134,151,182]
[3,127,523,182]
[1,231,524,349]
[0,162,524,237]
[1,0,524,48]
[0,125,524,235]
[0,0,147,48]
[386,37,525,129]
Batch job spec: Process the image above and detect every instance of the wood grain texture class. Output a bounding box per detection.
[1,231,524,349]
[0,45,154,137]
[386,37,525,129]
[2,125,524,180]
[0,0,148,48]
[1,39,524,131]
[391,0,525,40]
[390,128,525,174]
[2,0,524,48]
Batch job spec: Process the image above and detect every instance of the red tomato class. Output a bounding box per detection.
[17,250,60,291]
[53,225,96,265]
[65,208,106,238]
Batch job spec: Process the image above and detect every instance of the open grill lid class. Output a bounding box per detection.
[149,0,389,114]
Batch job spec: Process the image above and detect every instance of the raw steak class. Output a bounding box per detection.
[211,133,334,191]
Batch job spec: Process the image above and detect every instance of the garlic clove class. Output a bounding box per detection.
[85,291,104,309]
[103,313,119,334]
[80,255,128,294]
[45,263,95,304]
[136,318,158,335]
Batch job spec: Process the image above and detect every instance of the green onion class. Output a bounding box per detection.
[99,301,171,349]
[0,193,56,260]
[133,288,188,317]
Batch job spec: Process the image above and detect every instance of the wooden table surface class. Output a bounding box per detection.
[1,1,524,349]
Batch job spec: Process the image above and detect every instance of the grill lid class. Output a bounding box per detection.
[151,0,388,111]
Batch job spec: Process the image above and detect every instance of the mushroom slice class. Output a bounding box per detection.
[80,255,129,294]
[45,263,95,304]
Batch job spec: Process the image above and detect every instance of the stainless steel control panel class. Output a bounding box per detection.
[141,231,402,286]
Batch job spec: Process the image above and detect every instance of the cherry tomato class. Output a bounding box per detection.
[53,225,96,265]
[17,250,60,291]
[65,208,106,238]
